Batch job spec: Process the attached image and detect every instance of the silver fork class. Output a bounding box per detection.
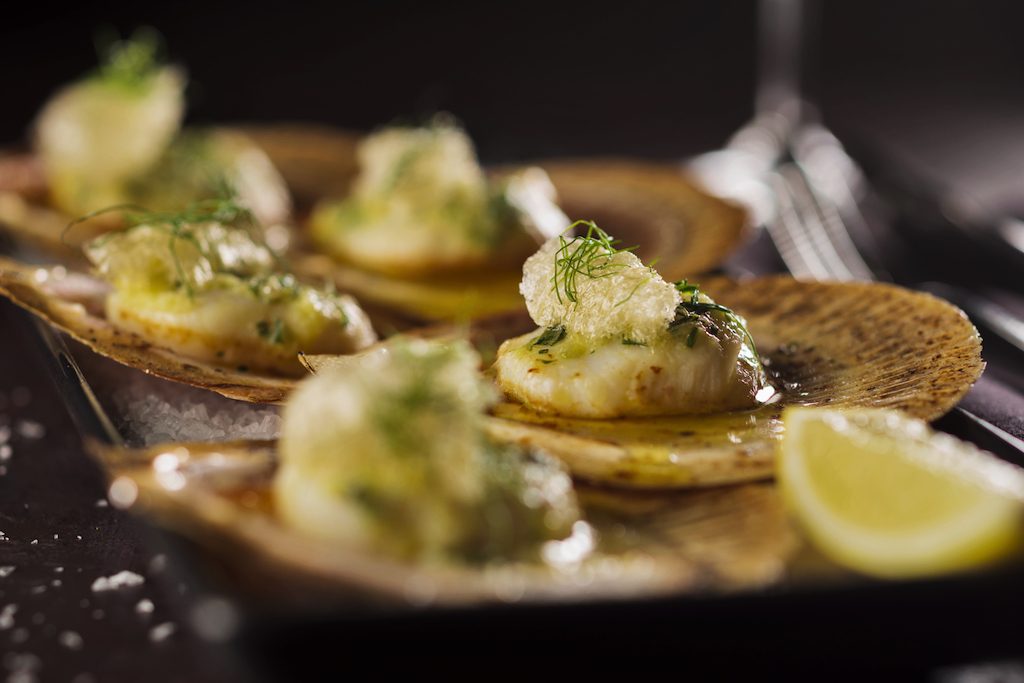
[766,131,1024,457]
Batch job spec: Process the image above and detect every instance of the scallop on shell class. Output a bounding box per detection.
[0,256,298,403]
[0,125,751,322]
[480,276,984,489]
[87,438,797,607]
[247,126,750,321]
[0,126,298,261]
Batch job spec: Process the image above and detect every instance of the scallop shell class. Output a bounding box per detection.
[300,160,749,321]
[482,276,985,489]
[0,256,297,403]
[539,159,750,281]
[88,438,798,607]
[235,124,362,209]
[242,126,751,321]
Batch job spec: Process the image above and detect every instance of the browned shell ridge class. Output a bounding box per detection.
[539,158,750,280]
[702,274,985,421]
[0,257,296,404]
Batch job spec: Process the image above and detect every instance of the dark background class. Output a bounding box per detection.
[4,0,1024,183]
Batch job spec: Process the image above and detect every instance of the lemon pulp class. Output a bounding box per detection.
[778,407,1024,578]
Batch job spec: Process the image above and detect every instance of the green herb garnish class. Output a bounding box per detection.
[530,324,567,349]
[552,220,641,306]
[256,318,286,345]
[72,196,287,298]
[94,28,163,90]
[669,280,760,364]
[685,327,698,348]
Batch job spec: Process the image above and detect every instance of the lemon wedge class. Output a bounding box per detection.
[778,407,1024,578]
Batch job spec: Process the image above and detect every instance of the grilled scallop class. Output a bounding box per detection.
[84,204,375,376]
[276,338,587,563]
[496,325,762,419]
[309,117,565,278]
[494,222,765,418]
[32,32,290,232]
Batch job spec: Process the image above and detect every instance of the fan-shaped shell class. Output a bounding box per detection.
[539,159,750,281]
[88,439,796,607]
[0,256,297,403]
[486,276,985,488]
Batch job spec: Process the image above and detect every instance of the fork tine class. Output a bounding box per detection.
[790,168,875,281]
[767,164,873,281]
[766,170,831,280]
[781,165,854,280]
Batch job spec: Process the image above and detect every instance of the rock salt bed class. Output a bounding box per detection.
[113,381,281,446]
[71,343,282,446]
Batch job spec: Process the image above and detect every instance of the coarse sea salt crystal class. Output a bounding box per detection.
[113,384,282,446]
[149,622,176,642]
[4,652,40,683]
[90,571,144,592]
[0,604,16,629]
[14,421,44,440]
[58,631,83,650]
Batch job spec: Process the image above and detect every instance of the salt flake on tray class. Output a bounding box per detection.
[90,570,144,592]
[14,420,44,440]
[58,631,83,650]
[0,604,16,629]
[149,622,176,642]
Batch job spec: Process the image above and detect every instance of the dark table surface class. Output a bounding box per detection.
[0,301,258,683]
